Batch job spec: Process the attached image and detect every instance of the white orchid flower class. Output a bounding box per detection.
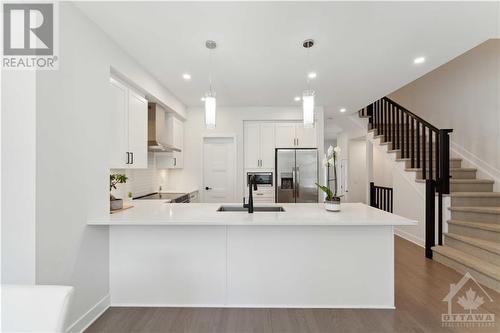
[333,146,341,154]
[327,145,334,157]
[322,157,329,167]
[328,157,334,165]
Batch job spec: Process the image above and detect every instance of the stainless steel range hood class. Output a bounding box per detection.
[148,103,181,152]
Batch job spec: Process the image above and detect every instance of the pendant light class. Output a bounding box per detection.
[302,39,315,128]
[205,40,217,129]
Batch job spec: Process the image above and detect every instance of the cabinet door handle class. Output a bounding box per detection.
[130,152,134,164]
[174,157,176,166]
[126,152,130,164]
[296,138,299,146]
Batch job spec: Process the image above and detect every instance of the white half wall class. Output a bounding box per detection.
[168,107,324,200]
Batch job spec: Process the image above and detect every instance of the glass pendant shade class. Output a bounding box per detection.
[302,90,315,128]
[204,93,216,129]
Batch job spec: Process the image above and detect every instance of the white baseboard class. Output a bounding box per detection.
[111,303,395,309]
[395,228,424,248]
[451,141,500,191]
[66,294,110,333]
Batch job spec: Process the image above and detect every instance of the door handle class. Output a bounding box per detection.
[130,152,134,164]
[205,186,212,190]
[174,157,176,166]
[126,152,130,164]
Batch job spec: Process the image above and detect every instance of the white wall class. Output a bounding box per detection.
[1,71,37,284]
[168,107,324,200]
[389,39,500,185]
[0,3,185,331]
[373,143,393,187]
[347,139,367,203]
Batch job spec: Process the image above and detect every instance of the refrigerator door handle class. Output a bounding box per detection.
[295,166,300,199]
[292,167,296,199]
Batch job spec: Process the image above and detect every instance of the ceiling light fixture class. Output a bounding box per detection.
[201,97,205,102]
[307,72,317,79]
[204,40,217,129]
[182,73,191,80]
[294,96,301,102]
[302,39,316,128]
[339,108,346,113]
[414,57,425,64]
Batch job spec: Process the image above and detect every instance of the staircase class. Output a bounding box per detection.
[359,97,500,292]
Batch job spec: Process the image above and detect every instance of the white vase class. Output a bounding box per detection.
[324,198,341,212]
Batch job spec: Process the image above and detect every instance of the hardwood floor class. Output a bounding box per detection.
[86,236,500,333]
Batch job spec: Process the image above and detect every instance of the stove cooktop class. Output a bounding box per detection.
[134,192,189,202]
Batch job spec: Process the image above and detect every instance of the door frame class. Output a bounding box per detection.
[201,134,238,203]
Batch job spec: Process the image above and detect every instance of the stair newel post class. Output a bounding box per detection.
[425,179,436,259]
[438,129,453,195]
[370,182,375,207]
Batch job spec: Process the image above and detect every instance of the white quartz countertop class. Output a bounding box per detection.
[88,202,416,226]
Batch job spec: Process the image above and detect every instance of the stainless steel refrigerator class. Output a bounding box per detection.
[276,149,318,203]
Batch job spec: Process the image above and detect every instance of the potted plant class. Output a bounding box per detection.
[316,145,341,212]
[110,173,128,211]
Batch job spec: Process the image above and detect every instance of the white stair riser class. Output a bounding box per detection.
[451,211,500,224]
[444,236,500,266]
[448,224,500,242]
[433,252,500,293]
[402,159,462,169]
[414,169,476,180]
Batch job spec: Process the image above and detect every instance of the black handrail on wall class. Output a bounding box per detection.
[360,97,452,259]
[369,182,393,213]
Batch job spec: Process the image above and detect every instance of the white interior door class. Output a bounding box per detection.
[203,137,236,203]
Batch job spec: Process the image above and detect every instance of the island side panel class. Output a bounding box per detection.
[227,225,395,308]
[109,226,227,306]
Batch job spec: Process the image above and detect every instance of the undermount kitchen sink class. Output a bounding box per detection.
[217,206,285,212]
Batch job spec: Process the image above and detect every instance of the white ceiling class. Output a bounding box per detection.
[76,1,498,114]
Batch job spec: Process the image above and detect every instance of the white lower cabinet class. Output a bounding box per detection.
[246,187,275,203]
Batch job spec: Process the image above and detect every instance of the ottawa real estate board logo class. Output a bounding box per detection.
[442,272,495,328]
[2,2,58,69]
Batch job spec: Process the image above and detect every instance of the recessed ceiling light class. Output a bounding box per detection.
[413,57,425,64]
[182,73,191,80]
[339,108,346,113]
[294,96,301,102]
[201,97,205,102]
[307,72,317,79]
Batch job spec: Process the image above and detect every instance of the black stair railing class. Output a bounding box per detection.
[369,182,393,213]
[359,97,452,259]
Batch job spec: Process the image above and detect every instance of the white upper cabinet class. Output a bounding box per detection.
[244,122,276,169]
[109,78,148,169]
[295,123,317,148]
[275,122,317,148]
[259,123,276,168]
[275,123,297,148]
[156,113,184,169]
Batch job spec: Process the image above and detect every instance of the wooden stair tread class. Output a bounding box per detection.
[448,219,500,232]
[432,245,500,280]
[396,157,461,162]
[451,192,500,197]
[445,233,500,255]
[415,178,494,184]
[449,206,500,214]
[405,167,476,172]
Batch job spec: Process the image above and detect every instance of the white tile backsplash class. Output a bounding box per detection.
[110,153,169,199]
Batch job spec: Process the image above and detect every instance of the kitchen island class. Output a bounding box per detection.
[88,202,415,308]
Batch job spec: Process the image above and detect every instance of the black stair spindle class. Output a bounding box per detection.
[405,114,410,159]
[422,127,427,180]
[429,131,434,181]
[416,121,421,169]
[410,117,415,168]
